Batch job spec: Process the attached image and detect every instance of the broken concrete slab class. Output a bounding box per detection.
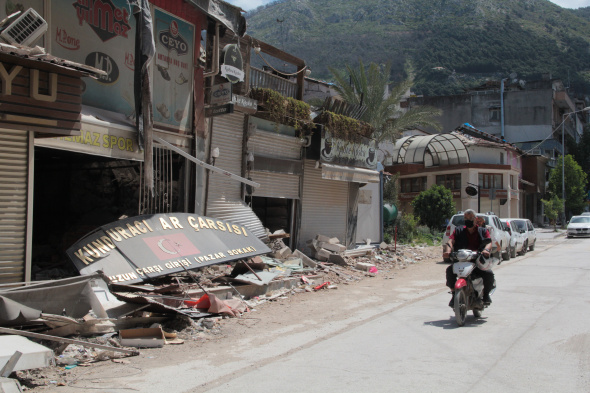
[318,242,347,253]
[292,250,317,268]
[277,246,292,259]
[317,249,332,261]
[0,336,54,372]
[328,237,341,244]
[0,377,23,393]
[328,254,347,266]
[316,234,332,243]
[355,262,376,271]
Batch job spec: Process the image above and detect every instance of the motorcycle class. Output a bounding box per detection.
[450,244,497,326]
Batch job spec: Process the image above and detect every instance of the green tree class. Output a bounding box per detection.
[411,184,456,231]
[541,194,563,232]
[329,60,442,143]
[572,126,590,177]
[548,155,588,217]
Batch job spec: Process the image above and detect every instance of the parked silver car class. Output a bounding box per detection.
[566,216,590,238]
[501,218,527,257]
[509,219,537,252]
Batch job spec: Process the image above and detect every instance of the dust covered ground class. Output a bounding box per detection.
[16,244,448,392]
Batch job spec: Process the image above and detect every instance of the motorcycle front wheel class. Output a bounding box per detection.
[454,288,468,326]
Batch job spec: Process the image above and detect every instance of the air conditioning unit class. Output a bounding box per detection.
[0,9,48,47]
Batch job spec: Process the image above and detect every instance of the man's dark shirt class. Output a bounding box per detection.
[450,226,491,251]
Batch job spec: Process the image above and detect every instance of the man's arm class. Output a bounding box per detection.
[443,238,454,259]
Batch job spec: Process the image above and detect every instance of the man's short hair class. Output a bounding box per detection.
[464,209,476,217]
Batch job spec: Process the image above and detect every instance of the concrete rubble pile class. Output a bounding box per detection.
[0,230,434,390]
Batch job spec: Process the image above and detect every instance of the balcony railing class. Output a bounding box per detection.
[250,66,298,99]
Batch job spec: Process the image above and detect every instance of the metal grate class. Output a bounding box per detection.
[0,8,48,46]
[139,145,173,214]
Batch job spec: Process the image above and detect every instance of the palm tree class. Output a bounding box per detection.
[329,60,442,143]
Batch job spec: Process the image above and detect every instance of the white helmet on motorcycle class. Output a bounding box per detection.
[476,254,492,271]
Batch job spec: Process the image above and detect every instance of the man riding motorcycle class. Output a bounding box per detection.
[443,209,495,307]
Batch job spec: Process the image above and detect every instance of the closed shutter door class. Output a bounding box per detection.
[298,160,348,253]
[207,113,244,202]
[248,130,301,199]
[206,113,267,240]
[248,131,301,159]
[0,129,29,284]
[250,171,300,199]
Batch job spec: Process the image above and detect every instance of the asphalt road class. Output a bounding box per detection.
[66,232,588,393]
[198,233,590,393]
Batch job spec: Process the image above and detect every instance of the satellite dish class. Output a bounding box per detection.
[465,186,478,196]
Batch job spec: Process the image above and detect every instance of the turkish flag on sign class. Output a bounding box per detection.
[142,233,201,261]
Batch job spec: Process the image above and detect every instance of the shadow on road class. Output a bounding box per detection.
[424,316,488,329]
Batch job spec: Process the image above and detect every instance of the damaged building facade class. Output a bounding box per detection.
[0,0,381,285]
[202,33,382,257]
[0,0,247,284]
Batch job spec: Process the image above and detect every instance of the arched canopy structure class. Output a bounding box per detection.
[390,133,469,167]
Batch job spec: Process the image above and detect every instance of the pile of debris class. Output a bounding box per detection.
[0,232,438,390]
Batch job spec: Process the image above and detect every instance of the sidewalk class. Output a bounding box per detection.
[536,228,565,239]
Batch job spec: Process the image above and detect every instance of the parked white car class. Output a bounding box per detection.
[567,215,590,238]
[509,219,537,252]
[442,212,510,261]
[501,218,527,257]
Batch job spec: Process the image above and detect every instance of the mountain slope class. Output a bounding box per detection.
[246,0,590,97]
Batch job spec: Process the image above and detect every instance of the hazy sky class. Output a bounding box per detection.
[226,0,590,12]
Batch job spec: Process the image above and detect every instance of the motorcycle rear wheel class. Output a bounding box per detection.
[454,289,468,326]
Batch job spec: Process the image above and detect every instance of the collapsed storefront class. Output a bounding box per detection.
[0,0,247,283]
[0,44,104,284]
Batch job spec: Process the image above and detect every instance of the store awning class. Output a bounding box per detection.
[321,163,380,183]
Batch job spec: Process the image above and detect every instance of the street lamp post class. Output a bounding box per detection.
[561,106,590,226]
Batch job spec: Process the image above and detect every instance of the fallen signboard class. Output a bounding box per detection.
[66,213,271,285]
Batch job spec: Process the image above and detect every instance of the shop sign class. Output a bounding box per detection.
[35,120,143,161]
[0,60,81,133]
[50,0,136,115]
[231,95,257,114]
[320,129,377,170]
[220,44,244,84]
[210,83,232,105]
[66,213,271,284]
[153,9,195,132]
[205,103,234,117]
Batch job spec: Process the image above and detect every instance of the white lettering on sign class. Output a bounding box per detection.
[0,63,58,102]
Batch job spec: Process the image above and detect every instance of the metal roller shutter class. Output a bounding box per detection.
[249,171,300,199]
[206,113,267,240]
[248,131,302,160]
[0,129,29,284]
[298,160,348,254]
[248,130,301,199]
[207,113,245,202]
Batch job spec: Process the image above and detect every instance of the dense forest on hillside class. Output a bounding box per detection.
[245,0,590,98]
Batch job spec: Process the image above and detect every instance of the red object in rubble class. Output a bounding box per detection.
[314,281,330,291]
[184,293,210,309]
